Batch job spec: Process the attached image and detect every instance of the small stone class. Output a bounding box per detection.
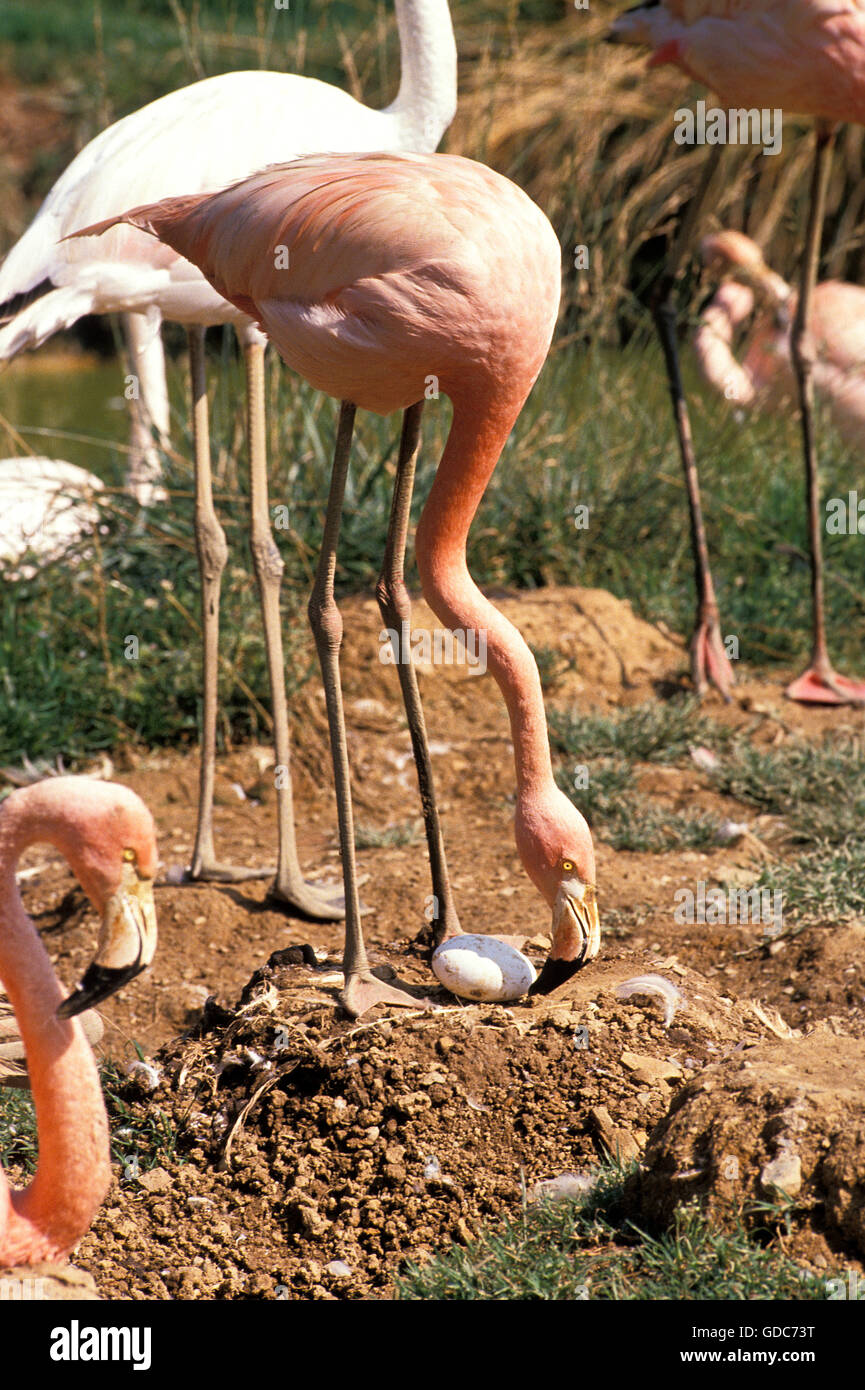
[325,1261,352,1279]
[589,1105,615,1141]
[136,1166,172,1194]
[760,1150,802,1198]
[620,1051,683,1086]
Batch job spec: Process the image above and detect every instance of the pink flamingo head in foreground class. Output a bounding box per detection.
[72,151,599,992]
[0,776,158,1265]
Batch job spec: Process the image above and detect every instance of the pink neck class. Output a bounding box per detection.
[0,812,109,1265]
[415,394,555,801]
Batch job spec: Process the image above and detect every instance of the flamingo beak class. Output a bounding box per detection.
[57,863,158,1018]
[529,879,600,995]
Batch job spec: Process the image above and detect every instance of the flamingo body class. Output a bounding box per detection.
[84,154,556,418]
[0,67,455,344]
[611,0,865,122]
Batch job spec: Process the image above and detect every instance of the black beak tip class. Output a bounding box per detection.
[528,955,585,997]
[57,961,145,1019]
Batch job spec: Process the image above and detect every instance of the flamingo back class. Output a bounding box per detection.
[73,152,563,417]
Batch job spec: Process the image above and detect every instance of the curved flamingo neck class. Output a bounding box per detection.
[415,395,554,802]
[387,0,458,147]
[0,804,109,1266]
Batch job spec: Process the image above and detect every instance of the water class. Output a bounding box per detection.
[0,354,132,481]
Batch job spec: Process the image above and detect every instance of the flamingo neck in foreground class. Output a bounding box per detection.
[0,803,109,1265]
[415,393,555,803]
[387,0,458,147]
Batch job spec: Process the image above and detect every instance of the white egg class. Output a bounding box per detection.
[431,935,537,1002]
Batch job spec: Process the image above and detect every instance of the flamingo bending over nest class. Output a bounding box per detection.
[73,151,601,1015]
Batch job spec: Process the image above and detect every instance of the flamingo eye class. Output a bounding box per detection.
[561,859,574,874]
[122,848,136,863]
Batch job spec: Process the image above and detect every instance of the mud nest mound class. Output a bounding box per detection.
[74,941,860,1300]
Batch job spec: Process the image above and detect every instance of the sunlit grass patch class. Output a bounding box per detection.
[0,1062,184,1179]
[0,1084,38,1174]
[549,695,733,765]
[708,735,865,849]
[396,1166,832,1301]
[556,760,720,853]
[751,844,865,927]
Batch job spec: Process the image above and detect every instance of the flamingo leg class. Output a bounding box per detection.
[308,402,431,1017]
[123,308,169,507]
[653,146,734,700]
[786,123,865,706]
[376,401,462,949]
[243,333,345,918]
[186,326,272,885]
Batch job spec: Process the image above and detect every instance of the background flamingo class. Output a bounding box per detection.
[77,151,601,1015]
[0,457,103,581]
[610,0,865,704]
[0,776,157,1265]
[696,229,865,444]
[0,0,457,914]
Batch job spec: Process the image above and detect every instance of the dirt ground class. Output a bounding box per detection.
[6,585,865,1299]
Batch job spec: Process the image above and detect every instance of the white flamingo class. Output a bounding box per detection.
[0,1,457,911]
[0,457,103,580]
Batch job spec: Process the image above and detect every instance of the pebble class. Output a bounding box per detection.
[620,1051,683,1085]
[760,1149,802,1198]
[325,1261,352,1279]
[136,1167,172,1195]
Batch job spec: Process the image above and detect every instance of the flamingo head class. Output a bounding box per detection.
[3,776,159,1018]
[514,785,600,995]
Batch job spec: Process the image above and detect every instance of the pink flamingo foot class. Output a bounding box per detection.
[339,969,434,1019]
[691,618,736,700]
[785,666,865,706]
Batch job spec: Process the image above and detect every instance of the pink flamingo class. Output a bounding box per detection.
[610,0,865,704]
[74,152,600,1015]
[696,230,865,443]
[0,776,158,1265]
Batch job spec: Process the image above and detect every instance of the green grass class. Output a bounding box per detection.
[550,698,727,852]
[751,844,865,928]
[556,759,721,853]
[354,819,421,850]
[0,1061,182,1178]
[4,341,863,769]
[102,1062,184,1177]
[709,734,865,849]
[0,1084,38,1172]
[396,1165,835,1301]
[706,733,865,926]
[549,695,734,765]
